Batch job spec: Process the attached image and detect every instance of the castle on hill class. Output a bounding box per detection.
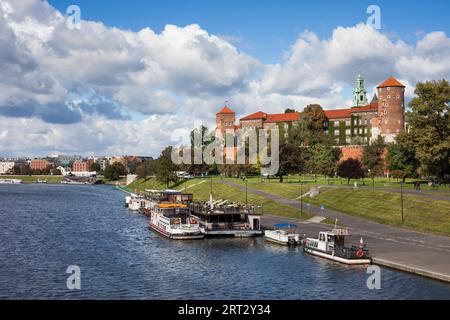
[216,74,406,145]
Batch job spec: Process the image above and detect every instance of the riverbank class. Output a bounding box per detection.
[0,175,63,184]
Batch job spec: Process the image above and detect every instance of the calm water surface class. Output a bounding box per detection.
[1,184,449,299]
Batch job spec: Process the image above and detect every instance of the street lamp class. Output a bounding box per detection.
[400,181,404,224]
[300,181,303,218]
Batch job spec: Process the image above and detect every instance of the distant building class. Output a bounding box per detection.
[0,161,15,174]
[72,159,94,172]
[30,159,53,170]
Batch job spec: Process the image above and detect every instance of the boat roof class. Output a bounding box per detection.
[157,203,187,209]
[321,228,351,236]
[274,223,298,228]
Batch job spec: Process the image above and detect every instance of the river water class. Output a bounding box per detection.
[0,184,449,299]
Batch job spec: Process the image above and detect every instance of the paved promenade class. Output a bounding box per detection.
[220,180,450,283]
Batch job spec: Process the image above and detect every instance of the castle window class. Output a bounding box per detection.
[387,87,391,91]
[387,95,391,99]
[397,95,400,99]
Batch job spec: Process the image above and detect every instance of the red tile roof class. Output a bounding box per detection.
[377,77,405,88]
[324,108,352,119]
[264,112,300,123]
[240,111,268,121]
[350,102,378,113]
[217,106,235,114]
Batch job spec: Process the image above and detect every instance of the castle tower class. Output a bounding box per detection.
[375,77,405,142]
[352,73,368,107]
[216,105,236,136]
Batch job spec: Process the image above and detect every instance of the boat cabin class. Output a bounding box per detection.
[144,189,193,204]
[189,201,263,237]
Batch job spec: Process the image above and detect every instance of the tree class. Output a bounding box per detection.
[90,162,101,172]
[386,132,419,182]
[51,168,62,176]
[284,108,296,114]
[155,146,178,187]
[136,160,157,179]
[362,136,386,182]
[302,104,328,131]
[407,80,450,177]
[104,163,126,181]
[276,142,304,182]
[306,144,341,179]
[289,104,334,147]
[337,158,365,184]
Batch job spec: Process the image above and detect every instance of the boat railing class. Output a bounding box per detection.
[189,203,263,215]
[334,245,370,259]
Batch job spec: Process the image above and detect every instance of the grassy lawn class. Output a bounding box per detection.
[302,187,450,236]
[0,175,63,184]
[224,177,311,199]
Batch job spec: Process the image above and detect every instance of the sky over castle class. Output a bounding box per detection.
[0,0,449,157]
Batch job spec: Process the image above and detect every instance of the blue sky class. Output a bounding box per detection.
[49,0,450,63]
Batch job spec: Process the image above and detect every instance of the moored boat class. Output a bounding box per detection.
[189,200,263,237]
[303,227,371,265]
[0,178,22,184]
[149,203,204,240]
[264,223,301,246]
[36,179,47,184]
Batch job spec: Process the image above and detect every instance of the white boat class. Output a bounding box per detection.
[37,179,47,184]
[149,203,204,240]
[125,193,138,207]
[0,179,22,184]
[128,197,148,211]
[264,223,301,245]
[303,227,371,265]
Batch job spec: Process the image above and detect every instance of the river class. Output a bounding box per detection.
[1,184,449,299]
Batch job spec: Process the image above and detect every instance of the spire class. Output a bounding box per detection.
[353,73,368,107]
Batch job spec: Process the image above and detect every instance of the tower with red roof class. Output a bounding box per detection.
[216,104,236,136]
[372,77,406,143]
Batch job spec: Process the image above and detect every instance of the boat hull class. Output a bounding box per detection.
[303,247,371,265]
[149,222,205,240]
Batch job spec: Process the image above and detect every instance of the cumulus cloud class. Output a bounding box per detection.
[0,0,450,157]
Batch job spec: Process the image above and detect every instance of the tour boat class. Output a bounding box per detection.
[141,189,194,216]
[303,227,371,265]
[189,199,263,237]
[0,179,22,184]
[149,203,205,240]
[264,223,301,246]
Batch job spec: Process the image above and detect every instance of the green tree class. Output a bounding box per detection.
[104,163,126,181]
[51,168,62,175]
[306,144,340,179]
[337,158,365,184]
[362,135,386,182]
[90,162,101,172]
[276,142,304,182]
[407,79,450,177]
[284,108,296,114]
[155,146,178,187]
[136,160,157,179]
[386,132,419,182]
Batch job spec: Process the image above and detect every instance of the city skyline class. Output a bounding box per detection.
[0,0,449,157]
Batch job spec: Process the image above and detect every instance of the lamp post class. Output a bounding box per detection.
[300,181,303,218]
[401,181,404,224]
[245,178,248,206]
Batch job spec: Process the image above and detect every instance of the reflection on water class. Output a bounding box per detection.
[0,184,449,300]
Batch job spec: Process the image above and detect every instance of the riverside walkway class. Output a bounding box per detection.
[220,180,450,283]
